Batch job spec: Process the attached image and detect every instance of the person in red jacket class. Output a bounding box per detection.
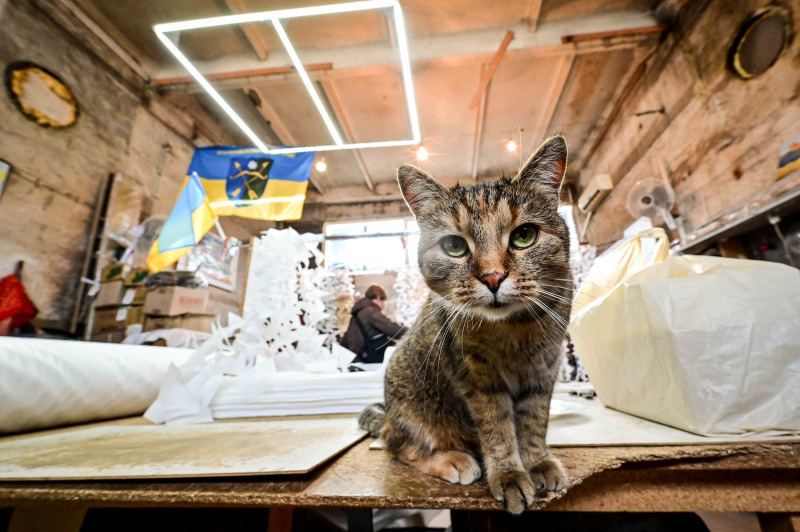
[340,285,408,363]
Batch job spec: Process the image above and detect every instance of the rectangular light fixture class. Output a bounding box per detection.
[154,0,420,155]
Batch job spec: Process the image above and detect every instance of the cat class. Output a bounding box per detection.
[360,136,573,515]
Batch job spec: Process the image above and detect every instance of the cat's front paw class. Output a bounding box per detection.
[424,450,482,485]
[488,470,535,515]
[529,458,567,493]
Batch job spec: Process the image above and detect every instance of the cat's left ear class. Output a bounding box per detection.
[397,165,446,218]
[514,135,568,197]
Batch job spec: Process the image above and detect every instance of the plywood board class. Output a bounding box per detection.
[0,417,366,481]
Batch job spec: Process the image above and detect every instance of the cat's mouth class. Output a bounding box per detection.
[470,298,521,321]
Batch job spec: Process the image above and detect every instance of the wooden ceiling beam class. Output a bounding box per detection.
[526,0,543,33]
[562,25,668,44]
[530,53,574,151]
[470,63,489,181]
[321,80,376,192]
[153,63,333,87]
[469,30,514,111]
[249,88,325,195]
[152,10,660,80]
[223,0,270,61]
[163,33,660,95]
[572,46,658,176]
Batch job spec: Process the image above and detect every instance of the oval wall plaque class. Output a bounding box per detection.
[4,62,79,128]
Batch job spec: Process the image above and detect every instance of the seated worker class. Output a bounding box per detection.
[340,285,408,363]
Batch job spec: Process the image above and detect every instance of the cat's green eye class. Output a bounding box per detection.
[440,235,469,257]
[510,224,539,249]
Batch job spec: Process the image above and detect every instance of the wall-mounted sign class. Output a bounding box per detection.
[4,62,78,128]
[0,160,10,201]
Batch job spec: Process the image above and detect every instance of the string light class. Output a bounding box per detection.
[507,139,517,152]
[315,159,328,172]
[416,145,429,161]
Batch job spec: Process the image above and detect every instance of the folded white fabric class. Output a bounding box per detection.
[0,337,192,434]
[145,361,385,424]
[209,371,384,417]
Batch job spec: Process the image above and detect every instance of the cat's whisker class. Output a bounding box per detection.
[429,302,467,382]
[403,296,454,342]
[537,282,575,292]
[416,301,465,383]
[536,289,573,306]
[438,303,468,391]
[549,277,606,289]
[526,296,569,333]
[441,303,467,352]
[528,294,597,349]
[521,300,563,347]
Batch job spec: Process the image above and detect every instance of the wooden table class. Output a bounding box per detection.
[1,435,798,531]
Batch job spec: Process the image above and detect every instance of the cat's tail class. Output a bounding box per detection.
[358,403,385,437]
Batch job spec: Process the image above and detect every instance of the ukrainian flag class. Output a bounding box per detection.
[147,174,218,273]
[187,147,314,221]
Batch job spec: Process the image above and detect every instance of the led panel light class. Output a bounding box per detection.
[154,0,420,155]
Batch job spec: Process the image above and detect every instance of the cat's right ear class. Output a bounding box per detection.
[514,135,568,197]
[397,165,445,218]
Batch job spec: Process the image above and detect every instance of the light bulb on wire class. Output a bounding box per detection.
[506,139,517,152]
[416,145,429,161]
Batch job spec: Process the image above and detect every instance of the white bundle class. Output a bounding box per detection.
[146,229,374,425]
[0,337,192,433]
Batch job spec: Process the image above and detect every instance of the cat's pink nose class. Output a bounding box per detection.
[480,271,506,293]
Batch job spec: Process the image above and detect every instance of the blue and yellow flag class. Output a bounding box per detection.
[188,147,314,221]
[147,174,218,273]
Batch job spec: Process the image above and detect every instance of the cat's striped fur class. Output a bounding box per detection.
[360,136,572,514]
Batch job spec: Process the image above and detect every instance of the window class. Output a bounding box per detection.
[324,219,419,273]
[558,205,580,259]
[324,208,578,272]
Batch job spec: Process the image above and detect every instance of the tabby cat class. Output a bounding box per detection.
[359,136,573,514]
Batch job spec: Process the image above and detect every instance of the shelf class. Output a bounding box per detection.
[679,173,800,254]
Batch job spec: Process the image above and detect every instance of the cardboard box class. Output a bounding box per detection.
[121,286,147,306]
[144,286,210,316]
[125,305,145,326]
[124,268,149,286]
[95,280,125,307]
[100,263,127,283]
[92,306,130,334]
[144,314,215,333]
[91,329,127,343]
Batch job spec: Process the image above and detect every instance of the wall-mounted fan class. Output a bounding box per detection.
[626,178,677,230]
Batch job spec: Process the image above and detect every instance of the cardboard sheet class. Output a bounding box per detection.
[368,393,800,450]
[0,417,366,480]
[546,393,800,446]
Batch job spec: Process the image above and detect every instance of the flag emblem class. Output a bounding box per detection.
[226,158,274,206]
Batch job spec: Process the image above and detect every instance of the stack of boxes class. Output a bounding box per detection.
[90,266,148,342]
[142,285,215,333]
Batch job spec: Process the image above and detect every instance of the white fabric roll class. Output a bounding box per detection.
[0,337,192,434]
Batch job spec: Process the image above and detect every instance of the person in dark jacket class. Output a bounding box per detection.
[340,285,408,363]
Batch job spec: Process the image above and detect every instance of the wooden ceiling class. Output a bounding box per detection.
[77,0,668,202]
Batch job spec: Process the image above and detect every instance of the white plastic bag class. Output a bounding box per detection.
[569,229,800,436]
